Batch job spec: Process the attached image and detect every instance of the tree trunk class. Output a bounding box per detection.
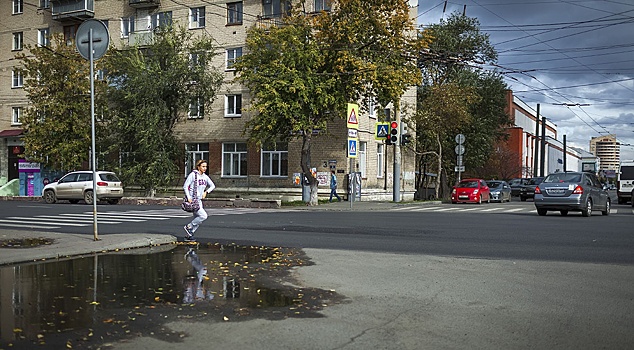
[300,132,319,206]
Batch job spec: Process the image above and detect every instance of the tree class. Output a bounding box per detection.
[17,34,108,170]
[103,26,223,196]
[235,0,422,205]
[415,13,509,197]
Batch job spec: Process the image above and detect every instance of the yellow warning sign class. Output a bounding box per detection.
[347,103,359,130]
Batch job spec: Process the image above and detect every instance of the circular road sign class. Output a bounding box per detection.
[455,144,465,155]
[76,20,110,60]
[455,133,465,144]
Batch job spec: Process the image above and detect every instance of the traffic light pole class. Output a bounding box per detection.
[393,104,401,202]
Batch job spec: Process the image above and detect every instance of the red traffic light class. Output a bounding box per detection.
[390,121,398,129]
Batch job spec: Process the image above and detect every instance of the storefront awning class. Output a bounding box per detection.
[0,129,24,137]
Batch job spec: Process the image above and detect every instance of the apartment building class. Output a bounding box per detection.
[589,134,620,172]
[0,0,418,200]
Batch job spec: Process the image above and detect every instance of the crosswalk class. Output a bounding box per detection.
[0,207,282,230]
[390,204,634,215]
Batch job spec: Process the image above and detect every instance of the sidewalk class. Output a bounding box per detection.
[0,230,176,266]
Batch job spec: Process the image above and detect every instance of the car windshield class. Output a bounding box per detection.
[487,181,502,188]
[457,181,479,188]
[527,177,544,185]
[544,173,581,183]
[99,173,120,182]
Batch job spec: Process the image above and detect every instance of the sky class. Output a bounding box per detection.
[415,0,634,162]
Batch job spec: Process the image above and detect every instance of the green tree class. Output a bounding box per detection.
[415,13,509,197]
[103,26,223,196]
[235,0,422,205]
[17,34,108,170]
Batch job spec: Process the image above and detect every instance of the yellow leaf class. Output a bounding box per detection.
[223,316,229,321]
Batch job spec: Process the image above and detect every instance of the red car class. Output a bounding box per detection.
[451,178,491,204]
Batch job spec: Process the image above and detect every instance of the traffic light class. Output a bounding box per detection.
[389,121,398,145]
[401,133,411,146]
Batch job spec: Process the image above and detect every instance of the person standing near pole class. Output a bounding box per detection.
[329,170,342,202]
[183,160,215,241]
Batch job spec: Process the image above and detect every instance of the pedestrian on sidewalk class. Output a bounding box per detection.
[183,160,215,241]
[329,170,342,202]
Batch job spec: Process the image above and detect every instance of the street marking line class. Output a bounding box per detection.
[411,207,442,211]
[0,218,87,227]
[504,208,525,212]
[0,223,61,229]
[35,215,135,223]
[481,208,503,212]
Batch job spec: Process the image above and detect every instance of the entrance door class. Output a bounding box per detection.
[7,146,24,181]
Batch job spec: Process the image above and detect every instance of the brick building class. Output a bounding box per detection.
[0,0,418,200]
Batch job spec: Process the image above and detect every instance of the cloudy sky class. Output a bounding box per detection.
[415,0,634,161]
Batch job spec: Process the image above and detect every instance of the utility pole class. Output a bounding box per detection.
[533,104,540,177]
[540,117,547,177]
[393,102,401,202]
[563,135,567,172]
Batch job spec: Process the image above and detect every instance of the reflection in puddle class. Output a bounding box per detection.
[0,243,340,349]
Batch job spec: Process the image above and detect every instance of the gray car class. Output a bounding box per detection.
[533,172,610,217]
[486,180,512,202]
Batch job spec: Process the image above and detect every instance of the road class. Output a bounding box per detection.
[0,199,632,265]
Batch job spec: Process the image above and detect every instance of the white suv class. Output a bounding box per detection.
[42,171,124,205]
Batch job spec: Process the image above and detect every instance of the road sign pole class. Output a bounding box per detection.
[89,28,99,241]
[393,103,401,202]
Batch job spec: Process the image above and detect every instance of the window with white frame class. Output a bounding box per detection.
[190,7,205,28]
[190,52,206,68]
[121,16,135,37]
[151,11,172,30]
[13,32,23,51]
[368,97,377,119]
[225,94,242,117]
[12,107,22,125]
[262,0,291,18]
[261,142,288,177]
[38,28,50,47]
[39,0,50,8]
[358,142,367,178]
[13,0,23,14]
[12,70,23,88]
[227,2,243,24]
[314,0,331,11]
[377,143,384,178]
[222,143,247,177]
[188,98,204,119]
[226,47,242,69]
[185,143,209,175]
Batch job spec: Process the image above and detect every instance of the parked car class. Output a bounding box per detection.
[533,171,610,217]
[508,178,529,197]
[42,171,124,205]
[486,180,512,203]
[451,178,490,204]
[519,177,545,201]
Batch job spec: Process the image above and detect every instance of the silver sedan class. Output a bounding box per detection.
[486,180,512,203]
[533,172,610,217]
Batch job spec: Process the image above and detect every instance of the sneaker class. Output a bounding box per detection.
[183,225,195,239]
[185,235,197,242]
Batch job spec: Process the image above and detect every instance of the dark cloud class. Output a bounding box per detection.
[417,0,634,159]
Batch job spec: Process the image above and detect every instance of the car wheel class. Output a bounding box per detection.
[602,200,610,216]
[107,199,120,205]
[43,190,57,204]
[560,210,568,216]
[537,209,547,216]
[84,191,94,205]
[582,198,592,217]
[477,195,482,204]
[69,199,79,204]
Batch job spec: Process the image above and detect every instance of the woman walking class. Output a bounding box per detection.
[183,160,215,241]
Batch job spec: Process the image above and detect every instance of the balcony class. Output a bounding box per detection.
[52,0,94,20]
[129,0,159,9]
[128,31,153,47]
[256,17,286,30]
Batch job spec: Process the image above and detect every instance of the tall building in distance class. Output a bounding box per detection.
[589,134,620,171]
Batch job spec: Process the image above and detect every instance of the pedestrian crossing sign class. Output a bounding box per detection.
[347,103,359,129]
[347,138,358,158]
[375,122,389,140]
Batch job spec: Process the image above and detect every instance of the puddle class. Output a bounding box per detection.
[0,243,342,349]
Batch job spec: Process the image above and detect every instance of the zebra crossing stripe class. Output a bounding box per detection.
[504,208,524,212]
[60,213,147,221]
[1,218,87,227]
[0,222,61,229]
[411,207,442,211]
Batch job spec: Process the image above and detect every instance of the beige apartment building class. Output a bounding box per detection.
[589,134,620,172]
[0,0,417,200]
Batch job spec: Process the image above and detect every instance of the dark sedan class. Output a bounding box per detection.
[519,177,545,201]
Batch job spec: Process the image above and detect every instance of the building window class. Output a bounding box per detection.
[151,11,172,30]
[12,107,22,125]
[13,32,23,51]
[261,142,288,177]
[262,0,291,18]
[222,143,247,177]
[63,24,79,45]
[190,7,205,29]
[368,98,377,119]
[188,98,204,119]
[314,0,331,11]
[39,0,50,8]
[190,52,207,68]
[38,28,50,47]
[226,47,242,69]
[359,142,367,178]
[377,143,384,178]
[121,16,135,37]
[225,94,242,117]
[12,70,23,88]
[185,143,209,175]
[13,0,23,14]
[227,2,243,24]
